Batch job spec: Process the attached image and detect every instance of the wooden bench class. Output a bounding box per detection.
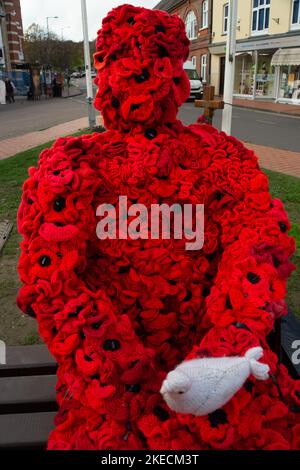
[0,345,57,449]
[0,313,299,449]
[281,311,300,379]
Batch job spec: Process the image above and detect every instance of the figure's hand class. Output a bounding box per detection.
[160,347,270,416]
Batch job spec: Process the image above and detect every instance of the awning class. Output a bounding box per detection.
[236,52,253,57]
[271,48,300,66]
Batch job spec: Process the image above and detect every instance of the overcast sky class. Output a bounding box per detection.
[20,0,158,42]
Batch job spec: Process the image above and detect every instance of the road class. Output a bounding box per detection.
[0,92,96,140]
[178,103,300,152]
[0,87,299,152]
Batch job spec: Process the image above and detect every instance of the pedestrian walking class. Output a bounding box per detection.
[5,79,16,103]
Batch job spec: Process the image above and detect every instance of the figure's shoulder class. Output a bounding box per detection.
[35,130,118,169]
[179,122,258,165]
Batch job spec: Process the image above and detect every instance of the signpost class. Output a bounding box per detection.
[221,0,238,135]
[81,0,96,129]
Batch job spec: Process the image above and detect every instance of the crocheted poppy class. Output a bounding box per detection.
[17,4,299,450]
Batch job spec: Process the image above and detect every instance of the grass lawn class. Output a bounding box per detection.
[0,142,299,345]
[264,169,300,318]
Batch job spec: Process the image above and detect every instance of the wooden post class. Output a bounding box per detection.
[195,85,224,125]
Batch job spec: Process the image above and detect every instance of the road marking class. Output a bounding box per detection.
[256,119,277,125]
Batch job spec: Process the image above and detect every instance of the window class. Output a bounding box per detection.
[223,3,229,34]
[292,0,300,28]
[191,56,196,67]
[279,65,300,102]
[201,55,207,82]
[0,24,4,66]
[202,1,209,29]
[252,0,270,35]
[185,11,197,40]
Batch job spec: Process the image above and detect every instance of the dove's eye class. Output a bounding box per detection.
[178,391,185,394]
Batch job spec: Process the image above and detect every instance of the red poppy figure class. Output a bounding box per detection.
[18,4,299,450]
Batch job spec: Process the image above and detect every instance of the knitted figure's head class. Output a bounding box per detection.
[94,4,190,131]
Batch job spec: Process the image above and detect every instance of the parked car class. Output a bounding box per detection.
[71,71,86,79]
[71,72,81,79]
[184,61,203,100]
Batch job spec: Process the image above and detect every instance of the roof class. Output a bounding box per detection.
[154,0,185,13]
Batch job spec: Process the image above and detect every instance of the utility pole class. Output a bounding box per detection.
[81,0,96,129]
[46,16,59,39]
[221,0,238,135]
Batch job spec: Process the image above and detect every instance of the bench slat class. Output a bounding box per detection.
[281,311,300,378]
[1,345,57,377]
[6,345,55,365]
[0,412,56,449]
[0,375,57,414]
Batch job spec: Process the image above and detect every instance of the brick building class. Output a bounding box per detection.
[154,0,212,83]
[0,0,24,71]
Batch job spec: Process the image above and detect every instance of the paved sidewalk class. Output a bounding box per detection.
[244,142,300,178]
[0,116,103,161]
[233,98,300,117]
[0,117,299,178]
[62,86,83,98]
[11,86,83,103]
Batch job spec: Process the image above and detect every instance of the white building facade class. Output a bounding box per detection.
[210,0,300,104]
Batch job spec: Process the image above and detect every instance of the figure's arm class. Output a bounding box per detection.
[17,135,160,418]
[161,136,296,415]
[202,191,295,339]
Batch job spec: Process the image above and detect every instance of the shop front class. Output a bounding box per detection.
[234,52,255,97]
[255,50,277,99]
[210,32,300,102]
[233,50,276,99]
[233,34,300,102]
[271,48,300,104]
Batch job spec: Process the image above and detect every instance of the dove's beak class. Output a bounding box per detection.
[160,381,169,395]
[160,369,192,396]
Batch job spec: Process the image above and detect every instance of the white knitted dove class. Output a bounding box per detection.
[160,347,270,416]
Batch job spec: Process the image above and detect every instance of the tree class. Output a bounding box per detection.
[24,23,94,72]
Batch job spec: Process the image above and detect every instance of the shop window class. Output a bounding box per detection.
[279,65,300,102]
[185,11,198,40]
[201,54,207,82]
[252,0,270,35]
[202,1,209,29]
[256,53,275,98]
[234,53,255,95]
[223,3,229,34]
[291,0,300,29]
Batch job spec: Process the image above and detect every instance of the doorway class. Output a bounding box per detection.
[219,56,225,96]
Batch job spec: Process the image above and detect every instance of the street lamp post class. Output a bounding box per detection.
[81,0,96,129]
[221,0,238,135]
[46,16,59,39]
[46,16,59,66]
